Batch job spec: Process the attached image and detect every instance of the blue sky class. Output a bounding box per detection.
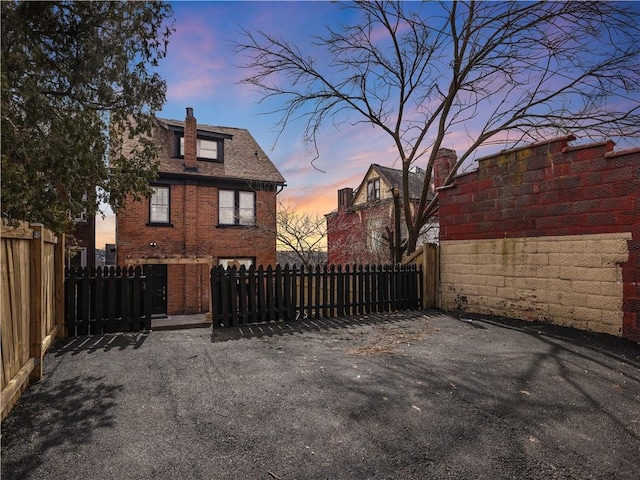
[96,0,639,246]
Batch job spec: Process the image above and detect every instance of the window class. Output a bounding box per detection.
[367,179,380,201]
[218,257,255,268]
[70,192,88,222]
[367,219,385,255]
[219,190,255,226]
[198,139,218,159]
[150,186,170,223]
[72,208,87,223]
[178,137,220,161]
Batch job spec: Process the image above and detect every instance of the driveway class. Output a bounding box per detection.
[2,311,639,480]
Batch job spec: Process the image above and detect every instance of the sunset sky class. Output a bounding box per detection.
[98,1,382,246]
[96,1,639,247]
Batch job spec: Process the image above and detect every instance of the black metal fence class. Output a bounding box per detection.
[210,263,422,327]
[65,266,152,336]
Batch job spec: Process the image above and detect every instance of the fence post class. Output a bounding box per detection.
[29,223,44,380]
[54,233,66,338]
[144,265,152,330]
[423,244,440,309]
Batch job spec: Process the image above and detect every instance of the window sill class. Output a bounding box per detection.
[172,155,223,164]
[146,222,174,227]
[216,224,256,229]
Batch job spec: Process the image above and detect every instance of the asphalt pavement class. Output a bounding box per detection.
[2,310,639,480]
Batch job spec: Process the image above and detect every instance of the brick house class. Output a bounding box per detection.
[326,162,441,264]
[68,212,95,268]
[116,108,285,316]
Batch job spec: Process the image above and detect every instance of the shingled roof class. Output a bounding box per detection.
[155,117,286,185]
[372,164,426,200]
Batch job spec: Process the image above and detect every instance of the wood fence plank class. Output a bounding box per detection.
[309,265,322,318]
[1,358,35,419]
[29,224,44,380]
[229,267,239,327]
[0,224,33,240]
[248,266,258,324]
[238,266,248,325]
[296,266,303,320]
[257,266,266,323]
[79,267,90,336]
[210,267,220,327]
[322,266,328,318]
[282,264,295,320]
[95,268,104,334]
[275,265,283,321]
[220,267,230,327]
[267,266,275,322]
[107,267,117,333]
[336,265,344,317]
[2,239,17,386]
[65,269,75,337]
[358,265,364,315]
[132,266,141,332]
[118,267,129,332]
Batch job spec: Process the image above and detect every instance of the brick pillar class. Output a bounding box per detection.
[434,148,457,188]
[184,107,197,171]
[338,188,353,211]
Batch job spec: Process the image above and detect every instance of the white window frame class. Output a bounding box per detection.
[218,190,236,225]
[150,186,170,224]
[218,190,255,226]
[198,139,218,160]
[179,137,218,160]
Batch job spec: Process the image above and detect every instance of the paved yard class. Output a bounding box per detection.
[2,311,639,480]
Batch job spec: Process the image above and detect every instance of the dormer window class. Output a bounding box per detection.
[174,132,225,163]
[179,137,218,160]
[367,178,380,201]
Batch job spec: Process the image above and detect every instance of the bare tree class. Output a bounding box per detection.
[236,1,640,254]
[264,200,327,267]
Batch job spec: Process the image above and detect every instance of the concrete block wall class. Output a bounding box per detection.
[438,136,639,340]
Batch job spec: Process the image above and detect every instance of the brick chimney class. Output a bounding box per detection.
[338,188,353,211]
[184,107,197,171]
[434,148,457,189]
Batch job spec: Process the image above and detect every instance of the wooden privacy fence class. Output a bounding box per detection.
[65,266,152,337]
[404,243,440,309]
[1,220,65,420]
[211,263,422,327]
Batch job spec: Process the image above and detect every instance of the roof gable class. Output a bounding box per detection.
[352,164,427,206]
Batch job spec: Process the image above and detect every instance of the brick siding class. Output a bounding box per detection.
[438,136,639,340]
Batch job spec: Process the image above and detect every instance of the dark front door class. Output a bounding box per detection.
[148,264,167,316]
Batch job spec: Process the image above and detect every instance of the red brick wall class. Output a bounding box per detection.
[71,215,96,268]
[327,204,393,265]
[438,136,639,340]
[327,209,365,264]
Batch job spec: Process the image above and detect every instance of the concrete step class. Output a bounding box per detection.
[151,314,211,331]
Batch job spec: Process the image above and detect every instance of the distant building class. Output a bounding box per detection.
[68,206,95,268]
[325,153,455,264]
[105,244,116,266]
